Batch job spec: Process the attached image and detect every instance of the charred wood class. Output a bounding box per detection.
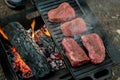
[3,22,50,78]
[34,31,65,71]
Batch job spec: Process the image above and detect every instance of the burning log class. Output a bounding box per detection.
[2,22,50,78]
[30,27,66,71]
[11,47,32,78]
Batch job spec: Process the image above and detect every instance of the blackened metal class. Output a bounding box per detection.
[41,69,73,80]
[35,0,120,80]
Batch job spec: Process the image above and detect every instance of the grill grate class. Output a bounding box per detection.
[36,0,120,80]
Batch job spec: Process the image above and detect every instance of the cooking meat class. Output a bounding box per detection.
[81,33,105,64]
[48,2,75,22]
[61,18,87,36]
[62,38,89,67]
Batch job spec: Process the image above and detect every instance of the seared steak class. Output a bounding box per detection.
[81,33,105,64]
[48,2,75,22]
[61,18,87,36]
[62,38,89,67]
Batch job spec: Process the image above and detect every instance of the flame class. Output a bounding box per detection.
[34,29,43,40]
[34,27,51,41]
[31,19,36,40]
[44,28,51,37]
[11,47,32,78]
[0,27,8,40]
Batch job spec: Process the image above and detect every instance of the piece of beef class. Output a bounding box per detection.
[61,18,87,36]
[48,2,75,22]
[81,33,105,64]
[62,38,89,67]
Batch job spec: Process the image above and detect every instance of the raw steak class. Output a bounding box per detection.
[61,18,87,36]
[81,33,105,64]
[48,2,75,22]
[62,38,89,67]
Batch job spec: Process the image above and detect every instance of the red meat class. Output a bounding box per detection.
[48,2,75,22]
[61,18,87,36]
[62,38,89,67]
[81,33,105,64]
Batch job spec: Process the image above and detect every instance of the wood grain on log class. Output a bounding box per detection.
[3,22,50,78]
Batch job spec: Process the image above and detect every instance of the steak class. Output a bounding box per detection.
[62,38,89,67]
[81,33,105,64]
[61,18,87,36]
[48,2,75,22]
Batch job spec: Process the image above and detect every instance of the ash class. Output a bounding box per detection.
[27,28,66,71]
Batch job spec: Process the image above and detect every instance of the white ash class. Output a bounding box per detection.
[27,28,66,71]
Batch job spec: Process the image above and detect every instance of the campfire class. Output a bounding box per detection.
[29,19,65,72]
[0,18,65,79]
[0,26,33,78]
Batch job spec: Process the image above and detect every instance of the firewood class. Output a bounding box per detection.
[3,22,50,78]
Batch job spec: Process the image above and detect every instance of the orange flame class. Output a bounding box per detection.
[34,29,43,40]
[0,27,8,40]
[11,47,32,78]
[44,28,51,37]
[31,19,36,40]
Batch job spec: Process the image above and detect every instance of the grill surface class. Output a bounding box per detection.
[36,0,120,80]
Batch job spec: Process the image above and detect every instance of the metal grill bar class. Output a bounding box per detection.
[35,0,119,80]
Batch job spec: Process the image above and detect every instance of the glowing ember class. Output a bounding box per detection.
[31,19,36,40]
[11,47,32,78]
[44,27,51,37]
[27,26,65,71]
[0,27,8,40]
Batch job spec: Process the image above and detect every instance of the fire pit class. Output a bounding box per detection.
[0,7,70,80]
[0,0,120,80]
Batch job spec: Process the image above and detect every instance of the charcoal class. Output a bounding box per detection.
[33,29,66,71]
[38,35,55,55]
[49,53,65,71]
[3,22,50,78]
